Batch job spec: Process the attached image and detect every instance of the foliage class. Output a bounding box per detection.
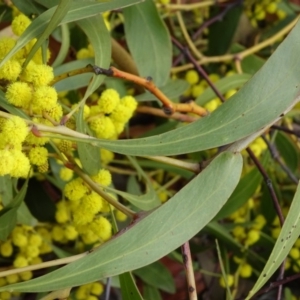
[0,0,299,299]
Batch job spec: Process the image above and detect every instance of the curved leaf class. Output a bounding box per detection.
[0,151,242,292]
[246,181,300,299]
[123,0,172,86]
[85,19,300,156]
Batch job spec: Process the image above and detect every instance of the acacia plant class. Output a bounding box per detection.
[0,0,300,299]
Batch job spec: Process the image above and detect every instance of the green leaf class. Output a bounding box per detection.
[0,0,143,67]
[207,4,243,56]
[13,0,46,15]
[86,21,300,156]
[143,284,162,300]
[76,107,101,176]
[195,74,251,106]
[123,0,172,86]
[23,0,72,68]
[119,272,143,300]
[134,261,175,294]
[136,79,189,102]
[0,175,13,206]
[1,151,242,292]
[76,14,111,100]
[0,179,28,241]
[246,181,300,299]
[52,24,70,67]
[275,131,299,172]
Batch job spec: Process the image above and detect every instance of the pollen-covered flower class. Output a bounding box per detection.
[11,14,31,36]
[64,177,89,201]
[1,116,29,147]
[0,37,16,58]
[32,86,57,112]
[6,81,32,108]
[89,116,115,139]
[0,59,22,81]
[97,89,120,114]
[0,149,14,176]
[22,61,54,86]
[28,146,48,166]
[10,150,31,178]
[91,169,112,186]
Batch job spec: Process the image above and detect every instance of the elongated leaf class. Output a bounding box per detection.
[76,107,101,176]
[143,285,162,300]
[23,0,72,68]
[119,272,143,300]
[134,261,175,293]
[123,0,172,86]
[246,182,300,299]
[195,74,251,106]
[76,14,111,100]
[0,151,242,292]
[0,175,13,206]
[0,0,143,68]
[0,179,28,241]
[85,20,300,156]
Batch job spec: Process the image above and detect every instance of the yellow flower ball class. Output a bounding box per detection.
[0,149,14,176]
[19,271,33,281]
[51,225,65,242]
[0,241,13,257]
[11,14,31,36]
[6,81,32,108]
[0,37,16,59]
[91,282,104,296]
[28,146,48,166]
[32,86,57,112]
[185,70,199,85]
[121,95,137,112]
[1,291,12,300]
[91,169,112,186]
[59,167,73,182]
[64,177,89,201]
[13,255,29,268]
[89,116,116,139]
[115,210,127,222]
[10,150,31,178]
[239,263,252,278]
[22,62,54,86]
[110,104,133,123]
[219,274,234,288]
[290,247,300,260]
[100,148,114,165]
[1,116,29,146]
[0,59,22,81]
[64,225,78,240]
[191,84,204,98]
[6,273,19,284]
[245,229,260,246]
[90,216,112,241]
[98,89,120,114]
[80,192,103,215]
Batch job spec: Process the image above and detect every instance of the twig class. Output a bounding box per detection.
[271,124,300,138]
[92,65,207,116]
[192,0,241,40]
[172,16,299,73]
[73,165,137,219]
[104,277,112,300]
[172,37,225,103]
[181,241,198,300]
